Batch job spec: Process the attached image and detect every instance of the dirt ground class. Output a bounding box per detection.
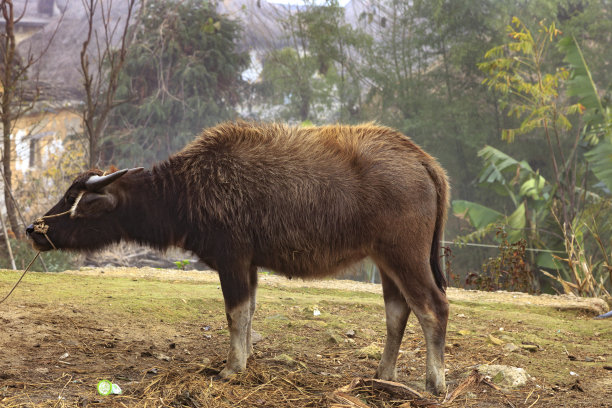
[0,267,611,407]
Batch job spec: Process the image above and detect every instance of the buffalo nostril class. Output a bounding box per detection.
[26,224,34,235]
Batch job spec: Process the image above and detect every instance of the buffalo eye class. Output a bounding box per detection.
[72,192,118,217]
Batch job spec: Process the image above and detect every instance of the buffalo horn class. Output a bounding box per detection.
[85,169,129,191]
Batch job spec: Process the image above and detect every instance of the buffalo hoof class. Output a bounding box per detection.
[374,367,397,382]
[426,381,447,397]
[218,365,244,379]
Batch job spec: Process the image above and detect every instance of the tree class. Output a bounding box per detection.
[106,0,248,166]
[357,0,509,204]
[0,0,22,238]
[0,0,61,238]
[79,0,137,169]
[258,0,369,123]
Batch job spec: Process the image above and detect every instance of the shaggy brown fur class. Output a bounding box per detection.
[27,121,450,394]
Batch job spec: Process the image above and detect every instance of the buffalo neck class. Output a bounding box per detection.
[118,164,194,251]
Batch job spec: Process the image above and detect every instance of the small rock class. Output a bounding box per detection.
[345,329,356,338]
[503,343,520,353]
[520,344,538,352]
[59,352,70,360]
[476,364,529,388]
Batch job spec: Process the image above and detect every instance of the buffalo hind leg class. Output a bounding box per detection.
[404,265,448,395]
[417,285,448,396]
[217,260,252,378]
[376,255,448,395]
[375,269,410,381]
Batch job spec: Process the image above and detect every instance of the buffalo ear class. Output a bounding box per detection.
[72,192,118,218]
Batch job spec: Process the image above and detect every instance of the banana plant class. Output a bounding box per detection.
[452,145,556,267]
[559,35,612,193]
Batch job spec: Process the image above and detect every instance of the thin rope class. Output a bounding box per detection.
[441,240,565,254]
[0,200,73,305]
[0,191,85,304]
[0,251,40,305]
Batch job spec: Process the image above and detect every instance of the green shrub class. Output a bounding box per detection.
[0,238,79,272]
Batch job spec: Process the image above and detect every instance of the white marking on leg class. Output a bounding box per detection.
[246,288,256,356]
[413,297,448,396]
[219,300,251,378]
[376,299,409,381]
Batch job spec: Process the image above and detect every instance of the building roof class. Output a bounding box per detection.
[17,0,371,103]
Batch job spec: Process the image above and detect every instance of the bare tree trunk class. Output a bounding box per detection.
[1,0,22,238]
[79,0,137,169]
[0,205,16,270]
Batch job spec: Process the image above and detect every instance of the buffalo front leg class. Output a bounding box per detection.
[217,261,253,378]
[246,265,258,356]
[219,300,251,378]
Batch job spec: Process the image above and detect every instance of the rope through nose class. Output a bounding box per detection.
[32,191,85,250]
[3,192,86,305]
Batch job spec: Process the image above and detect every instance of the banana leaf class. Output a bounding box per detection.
[452,200,503,229]
[559,35,612,193]
[584,138,612,194]
[559,35,605,129]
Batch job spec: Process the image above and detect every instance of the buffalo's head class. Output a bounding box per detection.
[26,168,143,251]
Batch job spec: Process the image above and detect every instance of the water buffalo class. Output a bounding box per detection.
[27,121,450,394]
